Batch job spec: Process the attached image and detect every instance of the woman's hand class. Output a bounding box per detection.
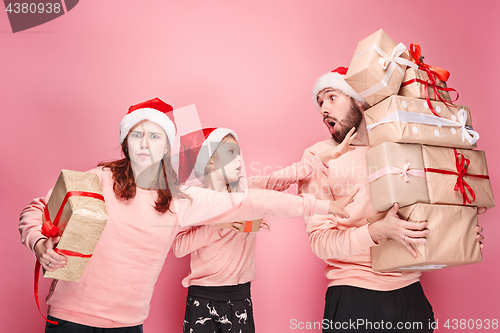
[34,237,67,272]
[476,207,487,248]
[368,203,428,257]
[319,127,357,165]
[476,225,485,249]
[328,187,359,218]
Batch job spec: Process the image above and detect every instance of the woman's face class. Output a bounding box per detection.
[210,135,242,185]
[127,120,168,176]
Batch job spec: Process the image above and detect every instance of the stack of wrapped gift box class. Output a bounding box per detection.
[345,29,495,272]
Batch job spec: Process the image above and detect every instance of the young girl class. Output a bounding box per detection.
[19,98,351,333]
[173,126,358,333]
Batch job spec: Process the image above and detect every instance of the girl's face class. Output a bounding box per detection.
[210,135,242,185]
[127,120,168,176]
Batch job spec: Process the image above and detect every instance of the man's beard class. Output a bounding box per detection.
[326,99,363,144]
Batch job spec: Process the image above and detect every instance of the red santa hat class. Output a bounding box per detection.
[178,127,239,183]
[312,67,369,109]
[119,97,176,146]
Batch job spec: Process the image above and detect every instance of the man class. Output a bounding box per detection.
[298,67,484,332]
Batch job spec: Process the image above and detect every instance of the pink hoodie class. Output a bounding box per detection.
[19,167,329,328]
[298,139,420,291]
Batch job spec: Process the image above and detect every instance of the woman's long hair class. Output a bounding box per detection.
[98,139,190,213]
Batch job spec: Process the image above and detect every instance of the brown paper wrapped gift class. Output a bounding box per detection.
[345,29,416,106]
[366,142,429,211]
[422,146,495,209]
[398,67,452,102]
[365,95,478,149]
[43,170,108,282]
[371,204,481,272]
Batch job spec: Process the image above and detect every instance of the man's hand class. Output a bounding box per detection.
[328,187,359,219]
[368,203,428,257]
[34,237,67,272]
[319,127,357,165]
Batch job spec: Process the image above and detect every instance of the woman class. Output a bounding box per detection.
[19,98,354,332]
[172,126,358,333]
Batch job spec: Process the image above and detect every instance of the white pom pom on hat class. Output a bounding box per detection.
[119,97,176,146]
[312,67,369,109]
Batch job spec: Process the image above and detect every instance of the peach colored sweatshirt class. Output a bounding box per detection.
[172,156,326,288]
[298,139,420,291]
[19,167,329,328]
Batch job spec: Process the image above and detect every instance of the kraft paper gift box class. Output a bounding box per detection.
[345,29,416,106]
[399,67,452,102]
[366,142,429,211]
[422,146,495,209]
[43,170,108,282]
[371,203,482,272]
[364,95,479,149]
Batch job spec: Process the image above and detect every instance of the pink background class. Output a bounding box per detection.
[1,1,499,332]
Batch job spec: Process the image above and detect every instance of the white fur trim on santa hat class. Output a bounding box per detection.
[119,108,176,146]
[193,128,239,179]
[312,72,369,109]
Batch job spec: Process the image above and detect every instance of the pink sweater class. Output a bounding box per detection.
[172,156,326,288]
[298,139,420,291]
[19,167,329,328]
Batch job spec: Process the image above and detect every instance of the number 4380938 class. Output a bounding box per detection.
[5,3,61,14]
[443,319,498,330]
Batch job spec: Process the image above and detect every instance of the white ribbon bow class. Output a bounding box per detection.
[400,162,411,182]
[368,163,426,183]
[352,43,417,99]
[378,43,415,77]
[458,109,480,145]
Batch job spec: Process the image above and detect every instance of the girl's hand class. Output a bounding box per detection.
[34,237,67,272]
[328,187,359,218]
[368,203,428,257]
[319,127,357,165]
[216,222,244,233]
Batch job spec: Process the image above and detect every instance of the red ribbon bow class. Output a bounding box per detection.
[452,150,475,204]
[424,149,489,205]
[41,221,59,238]
[34,191,105,325]
[404,43,459,117]
[409,43,450,82]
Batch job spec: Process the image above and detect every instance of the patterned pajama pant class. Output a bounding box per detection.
[183,295,255,333]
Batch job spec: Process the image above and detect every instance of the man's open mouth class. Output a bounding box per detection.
[324,117,336,134]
